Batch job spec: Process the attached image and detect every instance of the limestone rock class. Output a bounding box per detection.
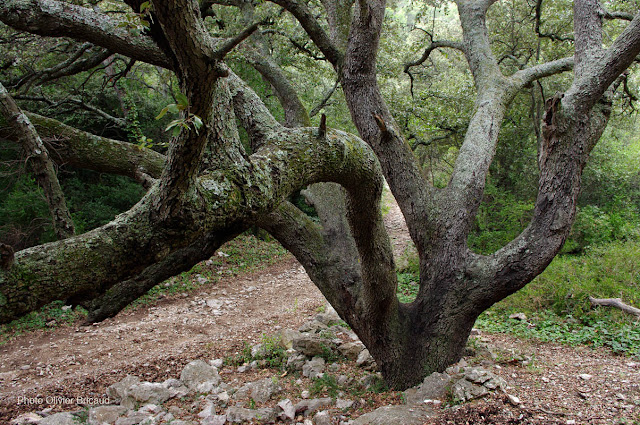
[337,342,365,361]
[201,415,227,425]
[509,313,527,321]
[114,411,152,425]
[122,382,172,409]
[336,399,354,410]
[353,405,433,425]
[276,398,295,421]
[356,349,377,371]
[275,329,302,349]
[11,413,42,425]
[463,367,506,390]
[294,398,333,416]
[403,372,452,405]
[163,377,190,399]
[313,410,332,425]
[235,377,281,403]
[180,360,220,391]
[88,405,127,424]
[38,413,78,425]
[226,407,275,424]
[107,375,140,401]
[315,305,341,326]
[286,352,306,371]
[451,378,489,402]
[298,320,328,334]
[302,356,325,379]
[292,334,331,357]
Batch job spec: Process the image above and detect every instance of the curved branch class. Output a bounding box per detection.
[0,114,383,324]
[267,0,343,67]
[404,40,465,73]
[0,0,169,68]
[602,8,634,22]
[510,57,574,89]
[565,10,640,114]
[14,44,111,93]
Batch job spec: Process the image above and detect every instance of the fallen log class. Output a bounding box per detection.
[589,297,640,317]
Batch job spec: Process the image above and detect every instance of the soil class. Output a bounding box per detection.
[1,192,639,424]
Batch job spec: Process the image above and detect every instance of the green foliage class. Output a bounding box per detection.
[0,301,87,345]
[157,92,204,137]
[62,172,145,234]
[478,240,640,357]
[0,174,56,248]
[468,180,534,255]
[290,191,318,219]
[310,374,340,398]
[253,334,288,369]
[496,241,640,319]
[476,310,640,358]
[397,272,419,303]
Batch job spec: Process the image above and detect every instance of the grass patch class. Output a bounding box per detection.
[476,310,640,358]
[477,240,640,358]
[0,301,87,345]
[310,374,340,398]
[397,272,419,303]
[493,241,640,319]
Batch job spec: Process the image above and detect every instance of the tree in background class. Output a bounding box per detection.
[0,0,639,389]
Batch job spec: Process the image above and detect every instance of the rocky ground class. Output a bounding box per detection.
[1,193,639,424]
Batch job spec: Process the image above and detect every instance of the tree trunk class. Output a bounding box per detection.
[0,82,75,240]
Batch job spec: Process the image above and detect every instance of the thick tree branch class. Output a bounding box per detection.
[0,112,165,182]
[85,226,243,322]
[0,110,383,325]
[565,10,640,114]
[601,8,634,22]
[510,57,575,89]
[213,20,264,61]
[0,0,169,68]
[267,0,344,67]
[0,83,75,240]
[467,6,640,308]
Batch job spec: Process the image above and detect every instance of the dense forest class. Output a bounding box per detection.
[0,0,639,389]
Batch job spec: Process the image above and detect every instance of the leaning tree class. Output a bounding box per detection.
[1,0,639,389]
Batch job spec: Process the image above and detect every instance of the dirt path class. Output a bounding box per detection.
[1,191,639,424]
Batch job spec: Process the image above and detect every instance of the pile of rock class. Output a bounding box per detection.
[11,307,513,425]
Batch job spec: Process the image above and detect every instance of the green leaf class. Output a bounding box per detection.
[192,115,203,130]
[167,104,180,114]
[155,107,169,120]
[165,119,182,132]
[175,92,189,108]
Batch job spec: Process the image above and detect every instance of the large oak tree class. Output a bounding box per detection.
[1,0,639,389]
